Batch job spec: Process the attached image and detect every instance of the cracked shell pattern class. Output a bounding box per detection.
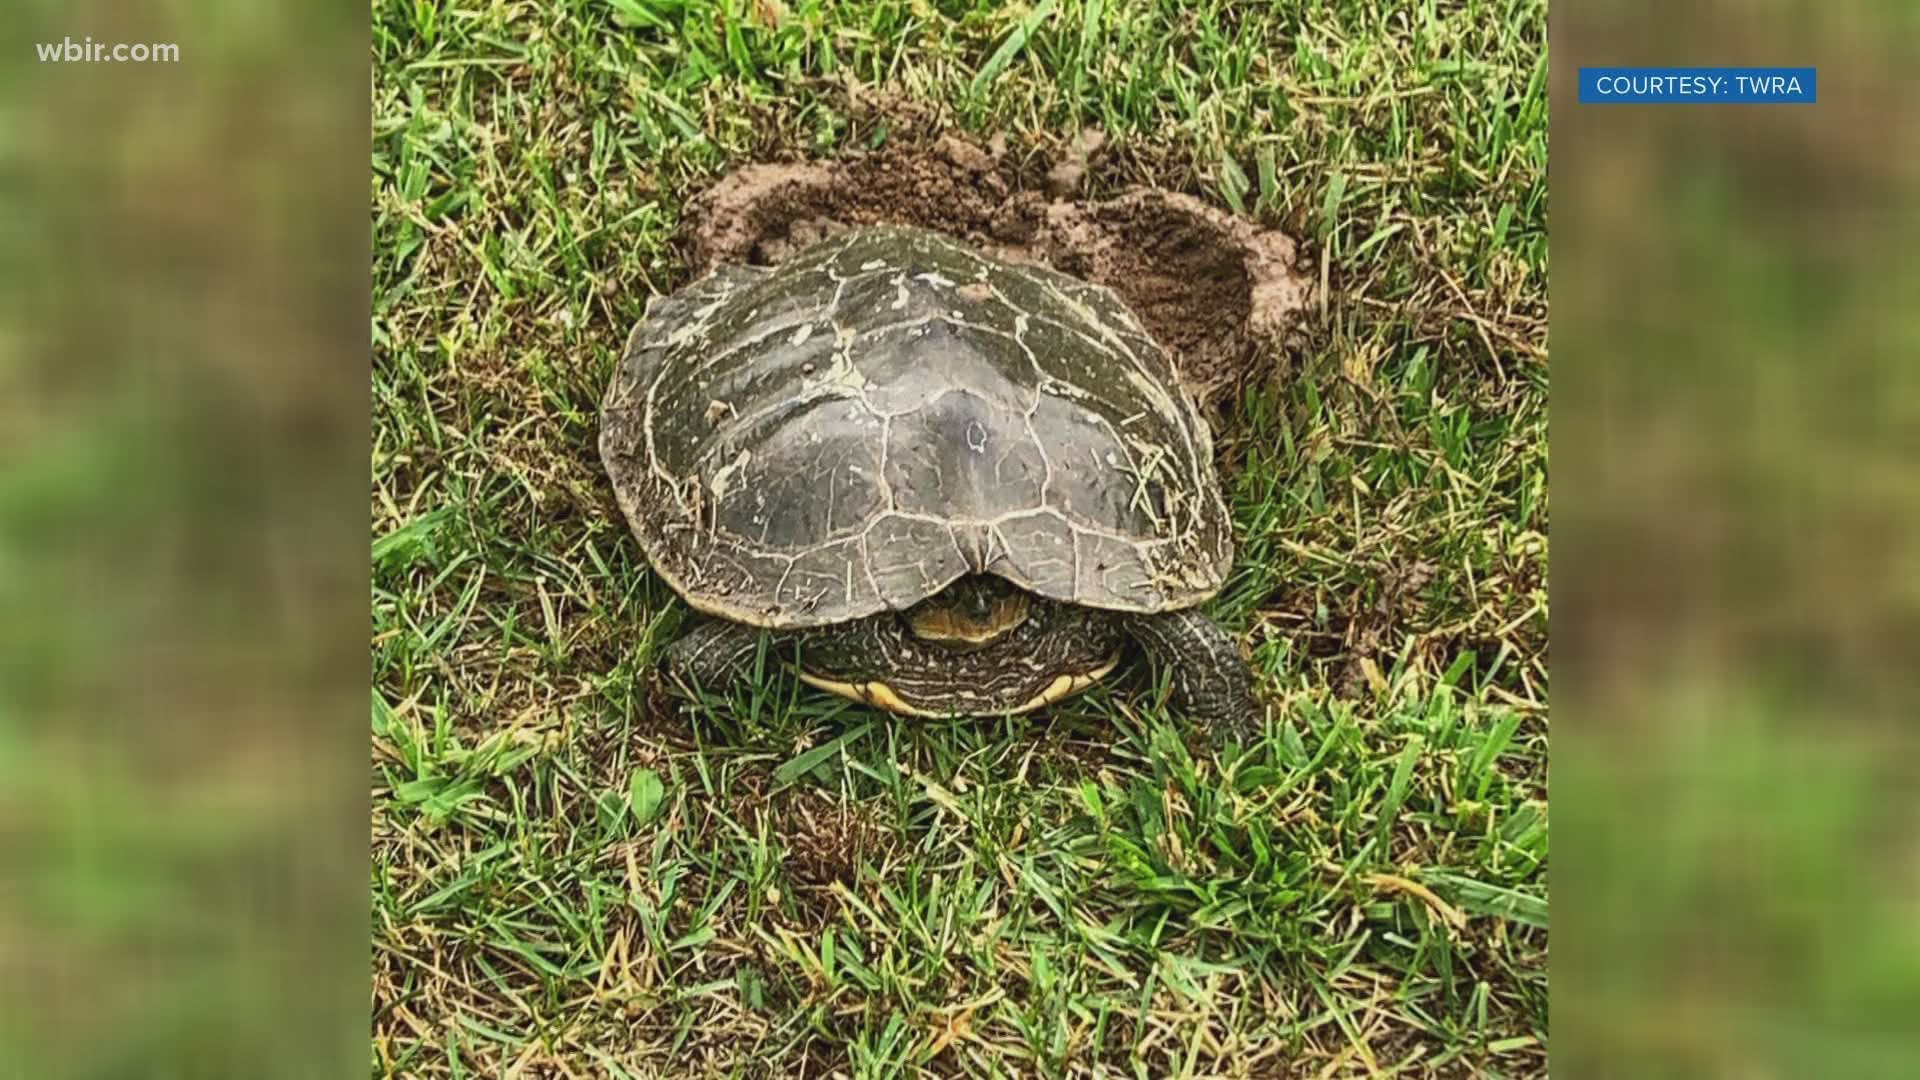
[600,226,1233,628]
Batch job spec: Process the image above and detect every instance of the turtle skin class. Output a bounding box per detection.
[661,590,1258,742]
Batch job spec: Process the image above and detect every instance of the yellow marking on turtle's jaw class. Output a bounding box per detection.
[905,591,1032,647]
[1014,654,1122,713]
[797,654,1121,717]
[795,671,939,717]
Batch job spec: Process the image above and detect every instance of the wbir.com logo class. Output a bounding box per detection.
[1579,67,1815,104]
[36,36,180,63]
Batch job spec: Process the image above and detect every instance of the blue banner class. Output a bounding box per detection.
[1578,67,1817,104]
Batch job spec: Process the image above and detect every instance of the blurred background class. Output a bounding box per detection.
[1554,0,1920,1075]
[0,2,365,1077]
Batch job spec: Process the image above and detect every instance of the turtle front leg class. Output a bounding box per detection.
[662,619,768,693]
[1125,609,1260,743]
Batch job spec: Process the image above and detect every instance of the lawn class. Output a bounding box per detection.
[371,0,1548,1075]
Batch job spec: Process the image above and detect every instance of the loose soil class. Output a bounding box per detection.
[681,131,1311,402]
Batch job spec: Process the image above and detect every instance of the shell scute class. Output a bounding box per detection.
[600,226,1231,627]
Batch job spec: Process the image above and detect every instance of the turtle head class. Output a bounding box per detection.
[904,576,1032,651]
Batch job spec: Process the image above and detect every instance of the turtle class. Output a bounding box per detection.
[600,225,1258,738]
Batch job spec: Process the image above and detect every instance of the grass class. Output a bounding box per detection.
[371,0,1548,1075]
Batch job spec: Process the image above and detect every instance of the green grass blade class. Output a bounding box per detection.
[970,0,1059,97]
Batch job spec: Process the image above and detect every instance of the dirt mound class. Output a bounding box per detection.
[682,132,1310,400]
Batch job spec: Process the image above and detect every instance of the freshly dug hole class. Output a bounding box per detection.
[682,133,1311,402]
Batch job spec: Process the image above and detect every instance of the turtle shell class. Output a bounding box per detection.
[600,226,1232,629]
